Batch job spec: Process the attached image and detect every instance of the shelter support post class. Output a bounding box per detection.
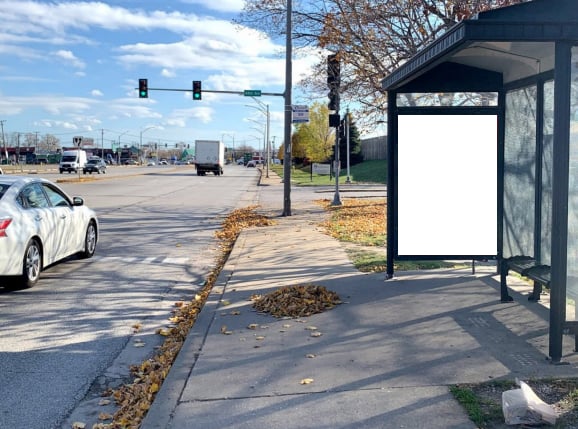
[549,41,572,363]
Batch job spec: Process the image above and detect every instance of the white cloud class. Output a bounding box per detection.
[91,89,103,97]
[54,50,85,68]
[179,0,245,13]
[161,69,176,78]
[167,107,214,126]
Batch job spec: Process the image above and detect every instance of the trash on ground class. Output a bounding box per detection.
[502,379,557,426]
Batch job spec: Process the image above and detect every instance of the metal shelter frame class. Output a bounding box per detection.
[382,0,578,362]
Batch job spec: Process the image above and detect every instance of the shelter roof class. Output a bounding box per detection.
[382,0,578,91]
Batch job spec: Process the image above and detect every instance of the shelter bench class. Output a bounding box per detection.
[500,256,550,303]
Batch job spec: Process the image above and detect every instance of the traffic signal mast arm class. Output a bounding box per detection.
[135,86,284,97]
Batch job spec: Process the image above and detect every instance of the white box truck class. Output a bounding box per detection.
[59,149,87,174]
[194,140,224,176]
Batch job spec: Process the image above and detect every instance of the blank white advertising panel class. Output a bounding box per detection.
[397,114,497,256]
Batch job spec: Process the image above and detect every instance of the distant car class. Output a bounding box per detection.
[123,159,138,165]
[0,167,3,174]
[147,161,156,166]
[237,159,245,165]
[83,158,107,174]
[159,160,168,165]
[0,176,98,289]
[246,160,257,168]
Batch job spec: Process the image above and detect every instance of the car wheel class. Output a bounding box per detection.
[80,221,97,258]
[20,239,42,288]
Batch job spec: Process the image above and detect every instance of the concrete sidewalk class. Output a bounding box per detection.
[141,171,578,429]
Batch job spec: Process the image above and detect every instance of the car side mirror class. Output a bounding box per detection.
[72,197,84,206]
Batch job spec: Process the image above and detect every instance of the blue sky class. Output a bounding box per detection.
[0,0,317,153]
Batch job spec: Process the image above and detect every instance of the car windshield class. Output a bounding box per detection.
[87,160,99,165]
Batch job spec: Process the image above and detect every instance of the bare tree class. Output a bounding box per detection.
[238,0,526,130]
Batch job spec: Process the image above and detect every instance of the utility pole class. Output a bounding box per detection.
[282,0,293,216]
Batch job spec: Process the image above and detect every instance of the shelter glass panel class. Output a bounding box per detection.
[396,93,498,107]
[503,86,537,258]
[567,47,578,301]
[397,114,497,256]
[541,80,554,266]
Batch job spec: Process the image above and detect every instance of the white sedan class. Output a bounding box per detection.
[0,176,99,289]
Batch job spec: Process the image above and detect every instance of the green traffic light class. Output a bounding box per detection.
[192,80,201,100]
[140,91,147,97]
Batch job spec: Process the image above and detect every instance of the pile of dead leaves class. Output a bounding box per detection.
[252,284,342,318]
[317,198,385,246]
[91,206,273,429]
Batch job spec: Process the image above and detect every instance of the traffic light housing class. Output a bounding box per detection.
[138,78,148,98]
[327,54,340,111]
[193,80,202,100]
[328,87,339,111]
[327,54,340,87]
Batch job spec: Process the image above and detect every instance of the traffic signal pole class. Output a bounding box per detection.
[327,53,342,206]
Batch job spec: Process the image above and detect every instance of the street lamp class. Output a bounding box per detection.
[248,121,266,165]
[118,131,129,164]
[140,126,156,164]
[222,133,235,162]
[246,100,271,177]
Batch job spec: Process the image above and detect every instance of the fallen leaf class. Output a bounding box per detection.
[310,331,323,337]
[72,422,86,429]
[305,326,318,331]
[306,354,316,358]
[300,378,314,385]
[98,412,113,421]
[255,335,265,340]
[247,323,259,330]
[98,399,111,406]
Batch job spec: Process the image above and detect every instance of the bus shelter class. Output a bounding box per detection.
[382,0,578,362]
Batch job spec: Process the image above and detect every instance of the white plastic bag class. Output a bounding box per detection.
[502,379,557,426]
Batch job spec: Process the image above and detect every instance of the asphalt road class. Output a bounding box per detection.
[0,165,259,429]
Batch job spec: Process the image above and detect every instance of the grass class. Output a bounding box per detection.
[270,159,386,186]
[449,383,507,427]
